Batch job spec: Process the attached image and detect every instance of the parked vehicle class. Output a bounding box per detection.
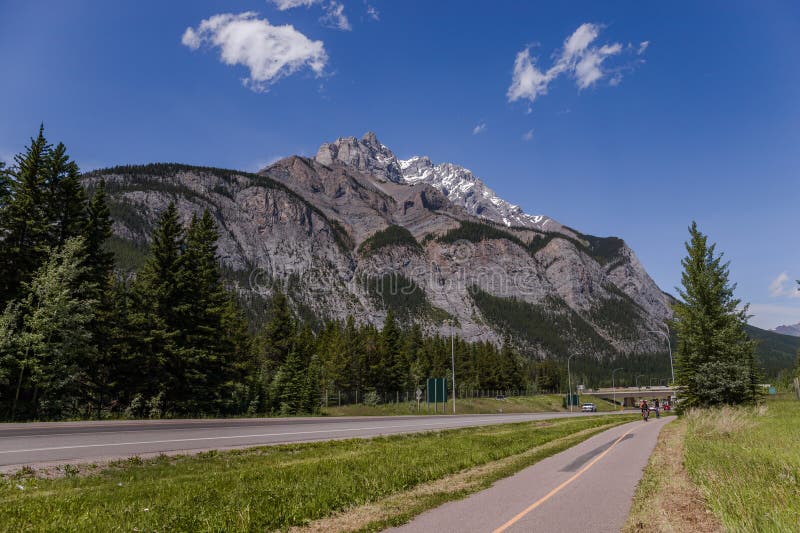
[581,402,597,412]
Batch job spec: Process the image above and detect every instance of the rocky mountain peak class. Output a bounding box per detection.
[314,131,403,183]
[398,156,552,231]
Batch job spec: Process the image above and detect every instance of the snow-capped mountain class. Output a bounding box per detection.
[398,155,552,230]
[317,132,554,231]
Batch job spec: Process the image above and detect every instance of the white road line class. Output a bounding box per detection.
[0,415,539,455]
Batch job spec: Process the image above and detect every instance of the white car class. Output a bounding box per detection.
[581,403,597,412]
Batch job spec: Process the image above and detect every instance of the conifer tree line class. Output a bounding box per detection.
[0,128,527,420]
[672,222,762,409]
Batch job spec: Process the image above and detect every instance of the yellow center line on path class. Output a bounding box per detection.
[492,424,637,533]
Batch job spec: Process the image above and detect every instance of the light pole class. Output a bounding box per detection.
[612,367,623,411]
[567,354,576,412]
[450,320,456,415]
[648,327,674,385]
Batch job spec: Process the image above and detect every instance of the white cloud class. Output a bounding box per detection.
[366,4,379,21]
[574,42,622,89]
[320,1,351,31]
[507,47,552,104]
[269,0,351,31]
[182,12,328,93]
[472,122,487,135]
[637,41,650,55]
[270,0,320,10]
[522,129,534,141]
[769,271,800,298]
[508,23,639,106]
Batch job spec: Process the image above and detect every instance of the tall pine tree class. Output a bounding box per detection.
[127,202,185,409]
[45,142,87,247]
[673,222,760,408]
[0,127,51,305]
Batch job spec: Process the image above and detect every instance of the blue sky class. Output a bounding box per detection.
[1,1,799,328]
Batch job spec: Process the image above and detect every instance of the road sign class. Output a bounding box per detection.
[415,388,422,401]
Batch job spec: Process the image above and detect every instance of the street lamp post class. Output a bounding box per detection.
[648,327,674,385]
[450,320,456,415]
[567,354,576,412]
[612,367,623,411]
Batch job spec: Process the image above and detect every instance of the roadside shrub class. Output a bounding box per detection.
[363,390,381,406]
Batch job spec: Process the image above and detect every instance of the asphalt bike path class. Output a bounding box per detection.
[389,416,672,533]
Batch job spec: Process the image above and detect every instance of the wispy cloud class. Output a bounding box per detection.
[268,0,351,31]
[250,155,285,172]
[366,4,379,21]
[270,0,318,8]
[769,271,800,298]
[522,129,534,141]
[472,122,487,135]
[182,12,328,93]
[320,2,351,31]
[507,23,643,107]
[637,40,650,55]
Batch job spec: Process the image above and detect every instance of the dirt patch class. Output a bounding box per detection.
[623,419,722,533]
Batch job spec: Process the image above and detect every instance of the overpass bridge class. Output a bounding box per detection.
[582,387,677,408]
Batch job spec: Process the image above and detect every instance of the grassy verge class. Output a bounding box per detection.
[1,416,635,531]
[683,399,800,532]
[322,394,617,416]
[623,418,722,533]
[626,398,800,532]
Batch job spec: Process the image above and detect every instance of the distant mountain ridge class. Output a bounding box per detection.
[79,132,796,374]
[772,322,800,337]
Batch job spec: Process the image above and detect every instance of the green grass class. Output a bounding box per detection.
[0,416,634,532]
[683,398,800,532]
[322,394,617,416]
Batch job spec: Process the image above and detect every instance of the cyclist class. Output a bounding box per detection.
[640,399,650,421]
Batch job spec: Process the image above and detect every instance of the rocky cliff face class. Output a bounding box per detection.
[82,132,673,360]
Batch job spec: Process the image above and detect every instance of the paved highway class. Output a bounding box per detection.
[390,416,672,533]
[0,411,620,470]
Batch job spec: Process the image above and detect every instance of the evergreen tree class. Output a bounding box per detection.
[672,222,759,408]
[45,142,86,247]
[0,127,51,305]
[9,237,98,420]
[127,203,185,408]
[259,289,296,373]
[81,180,118,413]
[270,346,306,414]
[83,181,115,287]
[379,310,404,393]
[0,161,9,209]
[302,354,323,414]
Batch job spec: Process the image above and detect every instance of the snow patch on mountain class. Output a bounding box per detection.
[398,155,550,230]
